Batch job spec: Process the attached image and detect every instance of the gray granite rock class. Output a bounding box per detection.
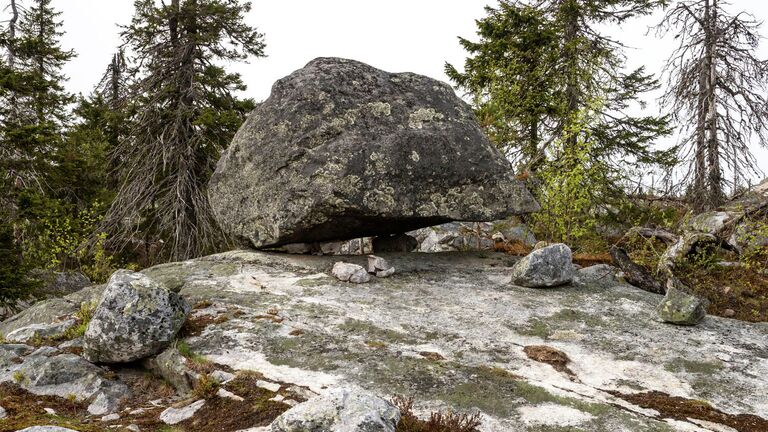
[83,270,190,363]
[208,57,538,249]
[5,319,77,343]
[657,280,708,326]
[510,243,575,288]
[331,262,370,283]
[143,346,200,395]
[0,351,129,415]
[160,399,205,425]
[271,387,400,432]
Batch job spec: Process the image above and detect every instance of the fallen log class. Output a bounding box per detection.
[610,246,666,295]
[626,226,679,246]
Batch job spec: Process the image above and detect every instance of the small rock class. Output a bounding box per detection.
[159,399,205,425]
[58,337,84,349]
[101,413,120,421]
[367,255,396,278]
[510,243,574,288]
[331,262,371,284]
[83,270,191,363]
[0,405,5,419]
[271,387,400,432]
[143,346,200,395]
[44,407,57,415]
[126,425,140,432]
[210,370,235,384]
[657,279,708,325]
[256,380,281,393]
[129,408,146,415]
[217,388,244,401]
[723,308,736,318]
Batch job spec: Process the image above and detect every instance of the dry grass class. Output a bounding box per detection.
[523,345,576,378]
[393,395,482,432]
[610,390,768,432]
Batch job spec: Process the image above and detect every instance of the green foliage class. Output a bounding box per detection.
[446,2,561,169]
[60,301,97,340]
[530,102,621,249]
[0,217,38,309]
[736,218,768,270]
[448,0,675,188]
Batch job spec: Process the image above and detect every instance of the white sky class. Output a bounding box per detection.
[26,1,768,183]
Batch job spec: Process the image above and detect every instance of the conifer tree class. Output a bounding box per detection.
[0,0,75,193]
[447,0,675,178]
[100,0,265,261]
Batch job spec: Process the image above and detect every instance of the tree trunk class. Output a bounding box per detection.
[561,0,580,154]
[610,246,666,295]
[705,0,723,208]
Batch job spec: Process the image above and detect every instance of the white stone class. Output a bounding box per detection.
[101,413,120,421]
[0,405,6,419]
[331,262,370,284]
[160,399,205,425]
[256,379,281,392]
[217,388,244,401]
[6,320,76,343]
[44,407,57,415]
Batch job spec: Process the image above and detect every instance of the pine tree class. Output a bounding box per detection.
[100,0,265,261]
[656,0,768,210]
[447,0,675,179]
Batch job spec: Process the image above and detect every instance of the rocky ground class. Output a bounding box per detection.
[2,250,767,431]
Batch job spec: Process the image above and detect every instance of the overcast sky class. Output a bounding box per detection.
[30,1,768,182]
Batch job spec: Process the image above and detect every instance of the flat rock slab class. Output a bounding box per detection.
[5,250,768,432]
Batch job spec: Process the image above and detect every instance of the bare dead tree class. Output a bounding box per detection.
[656,0,768,211]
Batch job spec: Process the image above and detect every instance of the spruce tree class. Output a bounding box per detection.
[446,2,561,171]
[447,0,675,177]
[0,0,75,195]
[100,0,265,261]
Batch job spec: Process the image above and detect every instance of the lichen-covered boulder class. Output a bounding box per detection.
[0,349,129,415]
[657,281,708,326]
[510,243,574,288]
[271,387,400,432]
[209,57,539,248]
[83,270,190,363]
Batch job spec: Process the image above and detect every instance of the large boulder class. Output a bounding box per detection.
[83,270,190,363]
[510,243,575,288]
[209,57,538,248]
[271,387,400,432]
